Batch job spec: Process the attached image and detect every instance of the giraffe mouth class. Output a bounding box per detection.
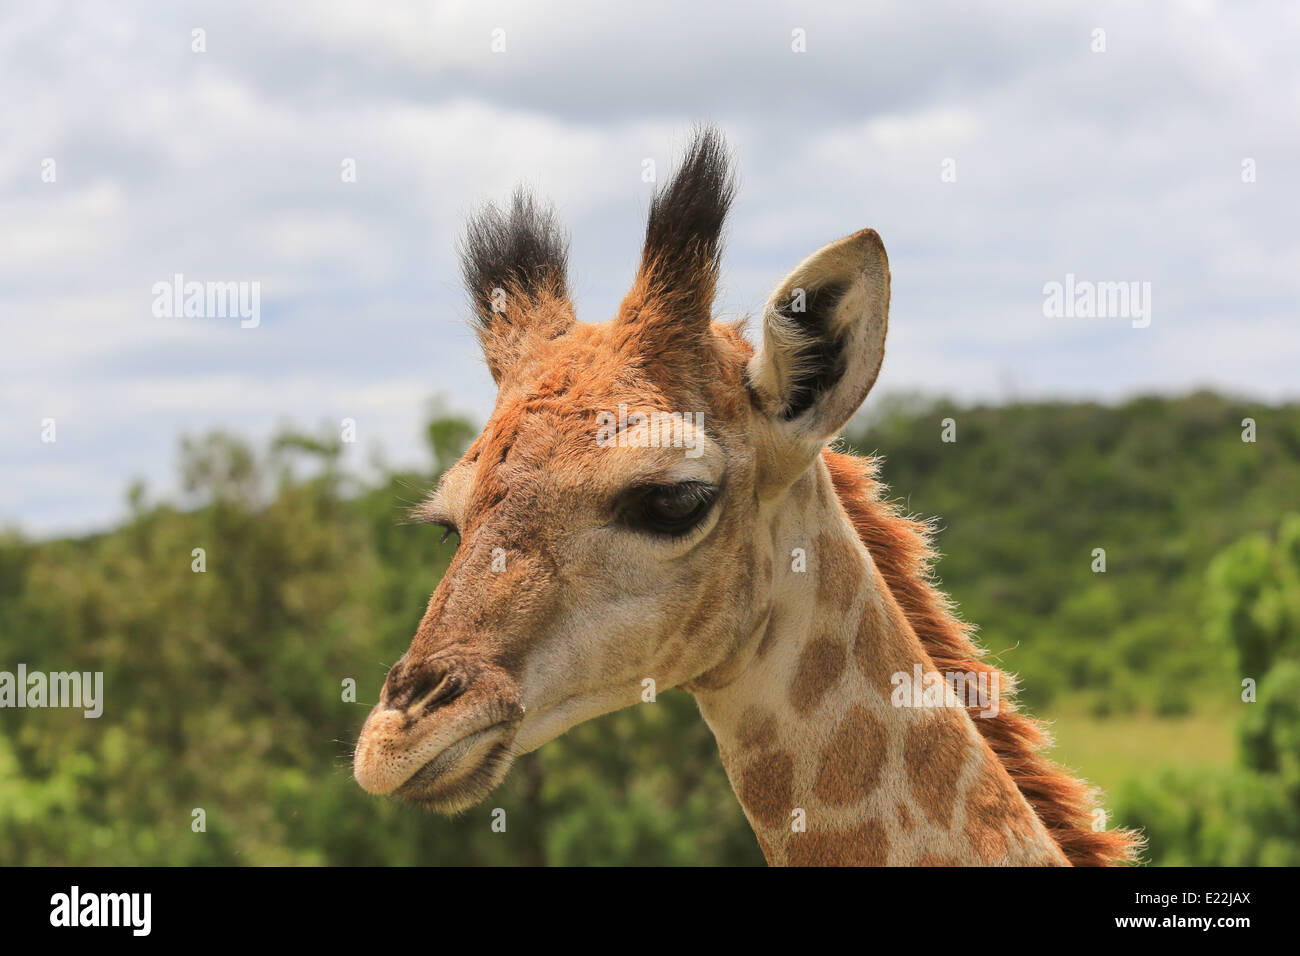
[387,720,519,814]
[353,693,523,807]
[354,657,526,811]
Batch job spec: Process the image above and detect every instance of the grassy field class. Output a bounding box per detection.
[1046,701,1236,802]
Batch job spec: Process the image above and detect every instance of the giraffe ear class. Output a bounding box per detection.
[749,228,890,480]
[459,189,575,384]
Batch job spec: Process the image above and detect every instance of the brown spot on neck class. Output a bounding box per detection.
[812,703,888,807]
[737,751,794,829]
[963,748,1053,863]
[855,580,930,700]
[903,712,969,828]
[814,534,862,612]
[736,706,777,752]
[789,633,847,717]
[786,819,888,866]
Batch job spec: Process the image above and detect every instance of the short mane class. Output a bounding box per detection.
[823,447,1142,866]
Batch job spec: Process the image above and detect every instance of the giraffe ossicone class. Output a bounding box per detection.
[352,127,1140,867]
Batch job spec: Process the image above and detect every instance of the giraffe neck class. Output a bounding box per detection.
[691,458,1068,866]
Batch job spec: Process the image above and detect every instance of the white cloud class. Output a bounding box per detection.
[1,0,1298,535]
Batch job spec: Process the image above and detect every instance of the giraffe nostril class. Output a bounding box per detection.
[422,671,465,713]
[382,659,470,715]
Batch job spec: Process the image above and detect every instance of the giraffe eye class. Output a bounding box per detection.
[623,481,719,538]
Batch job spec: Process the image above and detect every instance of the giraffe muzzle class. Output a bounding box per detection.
[352,656,525,808]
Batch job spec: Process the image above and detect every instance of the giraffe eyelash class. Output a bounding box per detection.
[620,480,720,539]
[411,502,459,543]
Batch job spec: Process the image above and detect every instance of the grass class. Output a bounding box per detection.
[1042,702,1236,802]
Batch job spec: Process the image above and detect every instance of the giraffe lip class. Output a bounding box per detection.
[391,721,517,811]
[354,667,526,800]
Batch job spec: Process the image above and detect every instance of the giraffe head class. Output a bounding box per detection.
[353,128,890,813]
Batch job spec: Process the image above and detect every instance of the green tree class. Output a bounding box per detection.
[1118,514,1300,865]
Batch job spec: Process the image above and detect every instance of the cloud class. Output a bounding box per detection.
[1,0,1297,535]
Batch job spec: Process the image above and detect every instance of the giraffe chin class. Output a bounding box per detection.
[392,724,518,815]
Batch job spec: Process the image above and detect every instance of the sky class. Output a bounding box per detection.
[2,0,1298,536]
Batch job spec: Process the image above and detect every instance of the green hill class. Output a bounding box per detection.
[1,390,1296,865]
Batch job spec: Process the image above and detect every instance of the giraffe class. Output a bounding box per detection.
[353,127,1140,866]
